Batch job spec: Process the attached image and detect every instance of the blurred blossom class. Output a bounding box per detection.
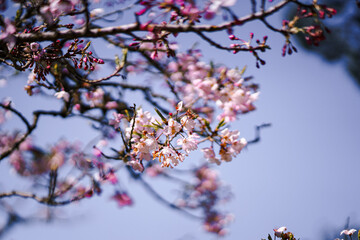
[0,78,6,87]
[0,18,16,50]
[340,229,357,236]
[54,90,70,102]
[112,192,133,207]
[274,226,287,237]
[90,8,104,17]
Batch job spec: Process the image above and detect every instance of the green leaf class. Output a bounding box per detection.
[15,7,23,23]
[204,119,212,131]
[154,108,167,123]
[115,54,120,67]
[83,41,91,51]
[240,65,247,75]
[152,123,164,129]
[268,234,273,240]
[142,124,155,128]
[215,119,226,130]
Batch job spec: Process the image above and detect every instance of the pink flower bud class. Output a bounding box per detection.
[228,35,237,40]
[136,7,148,16]
[129,42,140,47]
[150,51,158,60]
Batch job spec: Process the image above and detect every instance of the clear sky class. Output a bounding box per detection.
[1,1,359,240]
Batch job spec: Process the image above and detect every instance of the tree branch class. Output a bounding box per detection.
[12,0,293,43]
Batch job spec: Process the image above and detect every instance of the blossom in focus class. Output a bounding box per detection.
[181,115,196,132]
[157,146,182,168]
[177,133,199,154]
[163,118,182,136]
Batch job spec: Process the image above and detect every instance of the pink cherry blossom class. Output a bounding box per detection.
[201,147,221,165]
[157,146,182,168]
[274,226,287,237]
[0,18,16,50]
[180,115,196,132]
[109,112,124,129]
[177,133,199,154]
[340,229,357,236]
[54,90,70,102]
[127,159,144,172]
[163,118,182,136]
[112,192,133,207]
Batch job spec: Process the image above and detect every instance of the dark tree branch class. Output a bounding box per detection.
[247,123,271,145]
[11,0,293,43]
[126,166,201,219]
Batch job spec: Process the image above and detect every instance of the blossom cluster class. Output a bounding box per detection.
[0,0,342,237]
[117,104,247,172]
[166,50,259,122]
[136,0,237,24]
[271,227,297,240]
[282,2,337,50]
[335,228,358,240]
[175,166,233,235]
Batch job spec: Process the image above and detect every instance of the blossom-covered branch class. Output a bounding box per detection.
[0,0,339,237]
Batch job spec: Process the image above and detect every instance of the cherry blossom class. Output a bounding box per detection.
[112,192,133,207]
[274,226,287,238]
[0,0,341,236]
[0,18,16,50]
[177,133,199,154]
[201,147,221,165]
[163,118,182,136]
[54,91,70,102]
[340,229,357,236]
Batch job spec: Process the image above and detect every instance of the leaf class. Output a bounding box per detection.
[268,234,273,240]
[121,48,128,64]
[240,65,247,75]
[154,108,167,123]
[115,54,120,67]
[83,41,92,51]
[152,123,164,129]
[142,124,155,128]
[15,7,23,23]
[124,109,130,119]
[204,119,212,131]
[215,119,226,130]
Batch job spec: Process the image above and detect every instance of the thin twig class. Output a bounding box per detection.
[81,0,90,33]
[12,0,294,43]
[126,166,201,219]
[247,123,271,145]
